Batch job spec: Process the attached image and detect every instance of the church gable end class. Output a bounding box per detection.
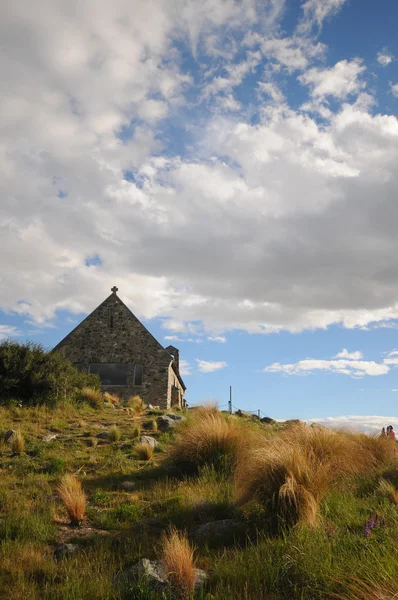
[53,287,185,408]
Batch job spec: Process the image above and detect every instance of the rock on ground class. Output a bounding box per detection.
[54,543,79,560]
[139,435,159,448]
[43,433,58,442]
[166,413,186,422]
[195,519,249,545]
[4,430,16,443]
[120,481,135,491]
[103,402,116,409]
[96,431,109,439]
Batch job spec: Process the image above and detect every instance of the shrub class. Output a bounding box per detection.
[161,528,197,597]
[103,392,120,405]
[56,474,86,525]
[0,340,99,407]
[127,395,145,413]
[170,407,248,472]
[77,387,103,409]
[109,425,121,443]
[135,442,154,461]
[235,423,396,528]
[132,423,141,439]
[10,431,25,455]
[44,457,65,475]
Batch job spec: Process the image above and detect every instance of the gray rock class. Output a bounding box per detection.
[157,416,177,432]
[166,413,186,422]
[103,402,116,409]
[113,558,207,594]
[120,481,135,491]
[260,417,276,425]
[4,430,16,444]
[195,519,249,544]
[43,433,58,443]
[96,431,109,439]
[54,543,78,560]
[139,435,159,448]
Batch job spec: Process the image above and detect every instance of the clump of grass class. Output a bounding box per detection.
[127,394,145,413]
[152,418,158,433]
[170,407,248,472]
[10,431,25,454]
[235,423,396,528]
[333,576,398,599]
[162,528,197,597]
[109,425,121,443]
[135,442,154,461]
[87,437,98,448]
[378,479,398,505]
[103,392,120,405]
[56,474,86,526]
[132,423,141,439]
[77,387,103,409]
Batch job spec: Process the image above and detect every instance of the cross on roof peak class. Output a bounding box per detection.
[111,286,118,294]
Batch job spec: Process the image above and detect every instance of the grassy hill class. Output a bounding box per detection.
[0,400,398,599]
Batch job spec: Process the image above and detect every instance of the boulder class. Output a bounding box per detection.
[139,435,159,448]
[120,481,135,491]
[4,430,16,444]
[43,433,58,443]
[54,543,78,560]
[157,416,177,432]
[260,417,276,425]
[96,431,109,440]
[166,413,185,422]
[113,558,207,595]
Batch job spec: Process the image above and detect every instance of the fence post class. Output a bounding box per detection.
[229,386,232,414]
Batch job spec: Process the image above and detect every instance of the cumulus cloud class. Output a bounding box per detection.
[390,83,398,97]
[196,359,228,373]
[377,50,393,67]
[208,336,227,343]
[0,325,21,340]
[2,0,398,340]
[179,359,192,376]
[308,415,398,435]
[264,349,393,377]
[298,0,348,34]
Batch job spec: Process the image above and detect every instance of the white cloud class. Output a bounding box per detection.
[164,335,202,343]
[0,325,21,340]
[390,83,398,97]
[298,0,348,34]
[334,349,364,360]
[308,415,398,435]
[377,51,393,67]
[208,336,227,343]
[298,59,366,99]
[179,359,192,376]
[196,359,228,373]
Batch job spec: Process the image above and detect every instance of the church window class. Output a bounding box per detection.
[133,364,143,386]
[89,363,128,386]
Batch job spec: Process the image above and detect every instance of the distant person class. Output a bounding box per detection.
[381,427,386,438]
[388,425,396,442]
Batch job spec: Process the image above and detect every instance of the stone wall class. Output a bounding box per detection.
[53,292,184,409]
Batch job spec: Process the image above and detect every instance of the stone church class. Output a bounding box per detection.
[53,286,186,409]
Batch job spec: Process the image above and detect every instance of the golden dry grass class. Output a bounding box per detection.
[132,423,141,438]
[235,423,396,527]
[10,431,25,455]
[56,474,87,525]
[170,407,251,471]
[78,387,103,409]
[378,479,398,505]
[127,394,145,413]
[103,392,120,405]
[135,441,154,460]
[162,528,197,597]
[332,577,398,599]
[108,424,121,442]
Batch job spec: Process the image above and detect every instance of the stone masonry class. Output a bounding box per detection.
[52,287,186,409]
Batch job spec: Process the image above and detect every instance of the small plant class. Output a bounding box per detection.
[77,387,103,409]
[103,392,120,405]
[56,474,86,526]
[132,423,141,439]
[87,437,98,448]
[10,431,25,455]
[109,425,121,443]
[152,418,158,433]
[135,442,154,461]
[44,457,65,475]
[127,395,145,413]
[161,528,197,597]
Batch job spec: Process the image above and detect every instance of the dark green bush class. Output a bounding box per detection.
[0,340,99,407]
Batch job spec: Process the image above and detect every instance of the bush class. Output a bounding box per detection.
[109,425,121,443]
[127,395,145,413]
[170,407,248,472]
[235,423,396,528]
[161,528,197,597]
[0,340,99,407]
[56,474,86,526]
[135,442,154,461]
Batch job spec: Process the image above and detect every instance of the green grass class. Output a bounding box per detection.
[0,402,398,599]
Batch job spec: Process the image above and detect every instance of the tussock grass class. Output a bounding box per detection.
[378,479,398,505]
[10,431,25,454]
[332,577,398,599]
[235,423,396,528]
[103,392,120,405]
[56,474,86,525]
[108,424,121,443]
[170,407,251,472]
[135,442,154,460]
[77,387,103,409]
[162,528,197,597]
[127,394,145,413]
[132,423,141,438]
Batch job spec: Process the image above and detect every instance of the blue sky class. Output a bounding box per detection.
[1,0,398,432]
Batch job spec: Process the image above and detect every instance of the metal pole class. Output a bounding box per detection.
[258,409,260,419]
[229,386,232,414]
